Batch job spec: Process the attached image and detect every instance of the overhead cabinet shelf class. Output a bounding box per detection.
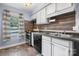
[31,3,74,24]
[46,3,74,18]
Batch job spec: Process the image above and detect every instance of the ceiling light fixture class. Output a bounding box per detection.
[24,3,32,8]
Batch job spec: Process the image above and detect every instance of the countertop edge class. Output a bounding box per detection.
[42,33,79,42]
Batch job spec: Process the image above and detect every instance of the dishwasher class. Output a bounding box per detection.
[73,41,79,56]
[33,33,42,53]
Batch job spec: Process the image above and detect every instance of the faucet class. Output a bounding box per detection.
[57,32,61,37]
[63,30,66,35]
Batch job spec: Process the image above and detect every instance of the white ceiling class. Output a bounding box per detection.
[4,3,43,16]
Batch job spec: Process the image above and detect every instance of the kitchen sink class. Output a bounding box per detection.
[47,32,72,38]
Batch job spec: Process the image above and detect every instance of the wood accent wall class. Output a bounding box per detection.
[24,20,33,32]
[34,12,75,31]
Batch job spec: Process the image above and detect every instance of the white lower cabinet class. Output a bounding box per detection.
[42,36,51,56]
[51,44,54,56]
[53,43,69,56]
[42,35,73,56]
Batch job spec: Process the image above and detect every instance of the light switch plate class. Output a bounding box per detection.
[73,26,79,32]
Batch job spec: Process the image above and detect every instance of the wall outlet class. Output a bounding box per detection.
[73,26,79,32]
[73,26,77,31]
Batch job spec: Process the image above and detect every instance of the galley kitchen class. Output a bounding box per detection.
[0,3,79,56]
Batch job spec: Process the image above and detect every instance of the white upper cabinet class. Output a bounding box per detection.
[40,8,48,24]
[36,8,48,24]
[36,11,41,24]
[56,3,72,11]
[46,3,74,18]
[32,3,74,24]
[46,3,55,15]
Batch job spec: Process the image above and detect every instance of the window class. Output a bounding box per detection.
[8,16,19,29]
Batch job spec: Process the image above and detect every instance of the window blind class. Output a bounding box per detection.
[2,9,11,40]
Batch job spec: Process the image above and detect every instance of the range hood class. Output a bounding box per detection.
[49,19,56,23]
[48,17,56,23]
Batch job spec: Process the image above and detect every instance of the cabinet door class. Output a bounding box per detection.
[56,3,72,11]
[40,8,47,24]
[42,36,51,56]
[36,11,41,24]
[52,44,54,56]
[42,39,46,55]
[46,3,55,15]
[42,40,51,56]
[54,43,69,56]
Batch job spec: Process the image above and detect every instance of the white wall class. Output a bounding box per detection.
[0,4,3,45]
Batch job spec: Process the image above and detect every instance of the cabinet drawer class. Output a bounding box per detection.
[42,35,51,42]
[52,38,70,47]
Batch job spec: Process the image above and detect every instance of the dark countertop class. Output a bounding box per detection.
[32,30,79,42]
[33,30,79,34]
[42,33,79,42]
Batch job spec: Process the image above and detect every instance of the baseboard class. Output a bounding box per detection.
[0,41,26,50]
